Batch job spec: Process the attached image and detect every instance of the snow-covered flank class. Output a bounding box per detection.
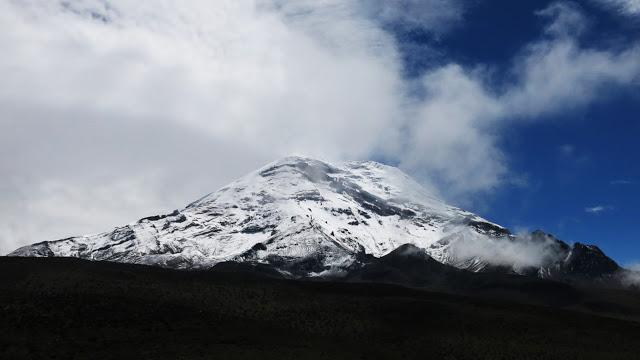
[10,156,507,273]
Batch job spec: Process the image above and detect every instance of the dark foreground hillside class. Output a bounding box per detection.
[2,258,640,360]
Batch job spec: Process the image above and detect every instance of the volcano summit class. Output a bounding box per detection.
[9,156,625,284]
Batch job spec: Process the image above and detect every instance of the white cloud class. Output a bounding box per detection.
[444,229,569,269]
[619,263,640,287]
[0,176,172,252]
[503,40,640,118]
[585,206,605,213]
[585,205,613,213]
[399,1,640,198]
[506,1,640,118]
[400,64,505,197]
[0,0,457,253]
[1,1,640,254]
[593,0,640,16]
[0,0,401,161]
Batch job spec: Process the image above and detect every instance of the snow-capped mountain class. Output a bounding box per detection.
[8,156,621,281]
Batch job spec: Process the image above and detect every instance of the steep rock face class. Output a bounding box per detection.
[562,243,620,276]
[8,156,621,282]
[345,244,465,288]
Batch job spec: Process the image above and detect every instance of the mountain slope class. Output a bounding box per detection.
[8,156,624,283]
[9,157,493,270]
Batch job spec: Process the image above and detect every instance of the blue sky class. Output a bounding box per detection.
[386,0,640,264]
[0,0,638,264]
[489,89,640,265]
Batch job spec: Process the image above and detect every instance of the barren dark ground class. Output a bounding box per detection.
[2,257,640,360]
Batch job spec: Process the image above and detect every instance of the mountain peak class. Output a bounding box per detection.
[264,155,332,168]
[9,156,475,269]
[8,156,622,285]
[562,242,620,276]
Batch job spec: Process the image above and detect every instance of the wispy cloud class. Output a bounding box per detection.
[620,262,640,287]
[585,205,613,214]
[443,228,571,270]
[610,179,635,185]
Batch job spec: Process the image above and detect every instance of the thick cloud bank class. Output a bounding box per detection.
[1,1,639,253]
